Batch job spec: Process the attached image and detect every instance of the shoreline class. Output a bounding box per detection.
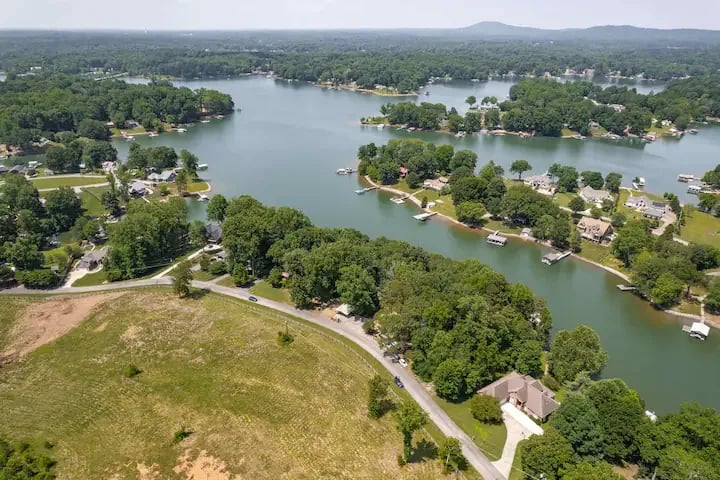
[317,84,417,97]
[361,175,715,329]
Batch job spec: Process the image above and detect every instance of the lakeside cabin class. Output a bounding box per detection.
[487,231,507,247]
[687,184,703,195]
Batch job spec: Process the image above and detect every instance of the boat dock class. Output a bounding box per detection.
[390,195,409,204]
[541,251,571,265]
[487,231,507,247]
[616,284,637,291]
[683,321,710,340]
[677,174,696,182]
[413,212,437,221]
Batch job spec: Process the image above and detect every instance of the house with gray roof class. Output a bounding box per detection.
[77,247,109,270]
[148,170,176,183]
[644,207,665,220]
[477,371,560,421]
[205,223,222,244]
[129,181,148,197]
[624,195,650,210]
[579,185,613,205]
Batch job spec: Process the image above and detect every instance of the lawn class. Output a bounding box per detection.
[191,270,219,281]
[429,196,457,220]
[187,180,210,193]
[680,210,720,248]
[434,396,507,461]
[554,192,578,208]
[676,299,702,316]
[31,176,106,189]
[577,240,629,275]
[0,292,452,479]
[71,269,108,287]
[216,276,238,288]
[484,219,522,235]
[250,281,293,304]
[80,186,110,217]
[561,128,579,137]
[389,179,422,195]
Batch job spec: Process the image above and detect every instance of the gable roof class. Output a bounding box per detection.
[205,223,222,242]
[580,185,612,202]
[624,195,650,208]
[577,217,612,238]
[478,371,560,419]
[644,207,665,219]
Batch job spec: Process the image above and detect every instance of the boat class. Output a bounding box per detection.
[455,131,466,138]
[336,168,351,175]
[197,164,209,171]
[377,124,385,130]
[390,197,406,204]
[688,129,699,134]
[677,174,695,182]
[200,119,211,124]
[198,194,209,201]
[687,184,704,195]
[125,135,135,141]
[424,91,430,96]
[148,132,159,138]
[355,189,366,195]
[175,128,187,133]
[487,231,507,247]
[632,177,646,189]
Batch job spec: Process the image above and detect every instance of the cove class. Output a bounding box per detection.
[115,77,720,414]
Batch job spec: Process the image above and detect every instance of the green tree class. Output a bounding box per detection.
[189,220,207,247]
[172,260,193,298]
[77,118,111,140]
[367,374,393,419]
[3,238,44,270]
[180,149,199,178]
[550,325,608,383]
[650,272,684,308]
[432,358,466,401]
[175,169,189,195]
[570,228,582,253]
[336,264,378,316]
[568,196,586,214]
[612,220,652,267]
[704,279,720,313]
[465,95,477,107]
[0,438,57,478]
[456,202,487,227]
[405,171,422,189]
[610,212,626,228]
[232,263,253,286]
[604,172,623,193]
[510,159,532,180]
[435,144,454,172]
[521,427,574,480]
[590,206,602,219]
[44,187,82,232]
[394,400,429,461]
[449,150,478,172]
[438,437,468,473]
[580,170,604,189]
[561,461,622,480]
[206,194,228,223]
[469,394,503,424]
[550,393,605,459]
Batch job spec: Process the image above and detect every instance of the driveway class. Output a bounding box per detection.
[491,403,543,479]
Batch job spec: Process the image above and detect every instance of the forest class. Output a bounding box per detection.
[364,76,720,137]
[3,30,720,92]
[0,75,234,148]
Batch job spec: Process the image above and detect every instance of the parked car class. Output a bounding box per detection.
[394,376,404,388]
[399,358,408,368]
[248,296,258,302]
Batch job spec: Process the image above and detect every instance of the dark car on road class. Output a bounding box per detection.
[394,376,404,388]
[248,296,258,302]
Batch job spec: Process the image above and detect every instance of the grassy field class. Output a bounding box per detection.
[31,176,106,189]
[680,210,720,248]
[0,292,453,479]
[191,270,219,282]
[249,281,293,304]
[80,186,110,218]
[71,270,108,287]
[389,179,421,195]
[428,195,457,220]
[434,396,507,461]
[187,180,210,193]
[561,128,579,137]
[554,192,578,208]
[576,240,629,275]
[676,299,702,316]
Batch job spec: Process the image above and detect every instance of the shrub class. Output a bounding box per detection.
[277,325,294,346]
[208,260,227,275]
[267,267,284,288]
[362,318,376,335]
[123,364,142,378]
[173,427,192,443]
[199,254,211,272]
[232,263,253,286]
[160,185,170,196]
[16,269,61,289]
[397,454,407,466]
[542,374,562,391]
[469,394,503,424]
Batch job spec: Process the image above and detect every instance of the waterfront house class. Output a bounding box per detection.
[128,181,147,197]
[651,201,667,211]
[524,173,555,195]
[643,208,665,221]
[423,177,448,191]
[577,217,613,243]
[148,170,177,183]
[205,223,223,244]
[624,195,650,210]
[77,247,109,270]
[687,184,703,195]
[579,186,613,205]
[477,371,560,421]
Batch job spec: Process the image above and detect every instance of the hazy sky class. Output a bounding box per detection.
[1,0,719,30]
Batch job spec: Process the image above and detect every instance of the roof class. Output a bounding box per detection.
[691,322,710,336]
[651,201,666,209]
[644,207,665,219]
[205,223,222,242]
[487,233,507,244]
[149,170,176,182]
[580,185,612,202]
[524,173,553,187]
[129,181,147,193]
[336,304,352,316]
[478,371,560,419]
[624,195,650,207]
[577,217,612,238]
[80,247,109,265]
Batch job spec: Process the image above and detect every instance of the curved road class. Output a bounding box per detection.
[2,278,505,480]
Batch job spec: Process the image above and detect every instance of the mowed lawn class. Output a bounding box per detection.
[0,292,447,479]
[434,396,507,461]
[31,176,106,189]
[249,281,293,304]
[681,210,720,248]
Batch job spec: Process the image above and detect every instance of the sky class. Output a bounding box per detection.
[1,0,719,30]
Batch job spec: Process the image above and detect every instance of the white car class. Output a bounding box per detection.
[399,358,408,368]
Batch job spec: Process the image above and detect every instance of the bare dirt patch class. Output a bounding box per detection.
[1,293,125,362]
[136,462,161,479]
[174,450,238,480]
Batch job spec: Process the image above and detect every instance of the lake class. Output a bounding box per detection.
[114,76,720,414]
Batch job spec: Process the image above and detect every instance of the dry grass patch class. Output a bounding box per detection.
[0,291,449,479]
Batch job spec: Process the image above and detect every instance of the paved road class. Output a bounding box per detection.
[1,278,506,480]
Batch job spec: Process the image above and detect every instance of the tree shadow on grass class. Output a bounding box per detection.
[408,439,438,464]
[187,288,210,300]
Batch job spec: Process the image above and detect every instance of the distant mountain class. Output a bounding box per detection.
[457,22,720,45]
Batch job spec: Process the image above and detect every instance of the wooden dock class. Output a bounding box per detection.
[616,285,637,291]
[413,212,437,222]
